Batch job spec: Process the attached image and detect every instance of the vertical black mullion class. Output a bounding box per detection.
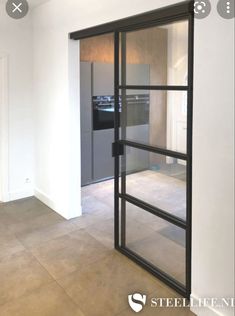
[121,32,127,247]
[186,13,194,299]
[114,31,120,249]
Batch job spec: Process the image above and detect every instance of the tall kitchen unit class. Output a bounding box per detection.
[80,62,150,186]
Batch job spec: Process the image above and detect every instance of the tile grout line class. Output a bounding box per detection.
[26,228,114,286]
[51,252,120,316]
[27,248,87,315]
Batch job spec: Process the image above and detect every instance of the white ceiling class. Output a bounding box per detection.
[0,0,50,8]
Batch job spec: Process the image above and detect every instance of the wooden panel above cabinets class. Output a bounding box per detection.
[80,33,114,64]
[80,29,167,71]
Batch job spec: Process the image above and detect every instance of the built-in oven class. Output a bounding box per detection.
[93,96,116,130]
[93,94,150,130]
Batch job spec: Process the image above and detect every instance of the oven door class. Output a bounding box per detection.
[93,108,115,130]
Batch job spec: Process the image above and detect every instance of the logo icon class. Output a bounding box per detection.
[128,293,147,313]
[194,0,211,19]
[217,0,234,19]
[6,0,29,19]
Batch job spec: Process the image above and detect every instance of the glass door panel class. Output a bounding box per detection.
[119,90,188,152]
[120,146,187,220]
[124,202,186,285]
[119,20,189,86]
[114,9,193,299]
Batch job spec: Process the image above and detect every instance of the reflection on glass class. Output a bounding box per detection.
[120,20,188,86]
[120,90,187,153]
[123,202,186,285]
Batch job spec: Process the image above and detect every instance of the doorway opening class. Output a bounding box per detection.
[80,33,115,187]
[76,1,193,299]
[80,33,115,250]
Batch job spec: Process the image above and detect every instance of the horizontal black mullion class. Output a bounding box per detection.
[117,246,186,297]
[118,85,188,91]
[119,193,187,229]
[118,139,187,160]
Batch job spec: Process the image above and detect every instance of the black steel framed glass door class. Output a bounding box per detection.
[70,0,194,299]
[113,13,193,298]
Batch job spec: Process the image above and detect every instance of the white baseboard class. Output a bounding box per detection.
[190,294,232,316]
[34,188,82,220]
[35,188,62,216]
[8,188,34,201]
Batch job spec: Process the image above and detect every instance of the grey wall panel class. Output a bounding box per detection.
[93,129,114,181]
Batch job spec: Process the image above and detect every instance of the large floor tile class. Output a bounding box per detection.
[30,229,111,279]
[0,250,53,305]
[0,233,25,259]
[71,211,113,230]
[7,211,65,235]
[82,180,114,198]
[16,220,78,248]
[0,198,65,236]
[58,251,163,316]
[84,218,114,249]
[0,209,17,231]
[81,194,113,216]
[0,197,50,221]
[0,282,85,316]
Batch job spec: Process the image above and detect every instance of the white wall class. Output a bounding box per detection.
[0,5,34,201]
[0,54,9,201]
[191,8,234,316]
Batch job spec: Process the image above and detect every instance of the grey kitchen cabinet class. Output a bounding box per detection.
[126,64,150,95]
[80,62,150,185]
[126,64,150,85]
[80,62,92,186]
[93,63,114,96]
[93,129,114,181]
[93,62,150,96]
[93,126,149,182]
[126,125,150,173]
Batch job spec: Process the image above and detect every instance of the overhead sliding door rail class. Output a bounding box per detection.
[70,1,193,39]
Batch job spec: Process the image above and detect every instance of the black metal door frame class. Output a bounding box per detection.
[70,0,194,299]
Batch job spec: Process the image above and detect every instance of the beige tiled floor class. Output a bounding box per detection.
[0,174,195,316]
